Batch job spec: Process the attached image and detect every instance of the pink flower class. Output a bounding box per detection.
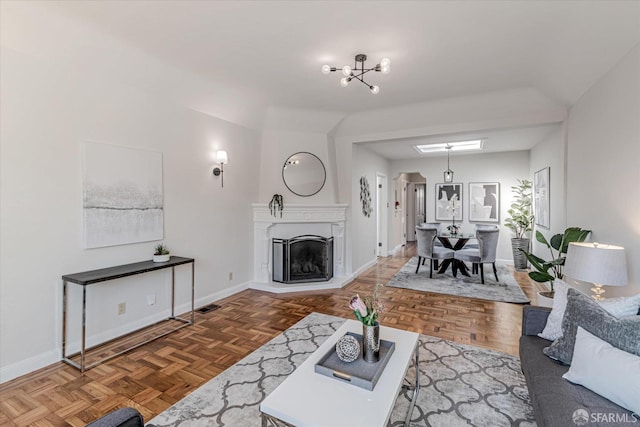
[349,295,368,317]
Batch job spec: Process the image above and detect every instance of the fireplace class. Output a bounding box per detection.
[273,235,334,284]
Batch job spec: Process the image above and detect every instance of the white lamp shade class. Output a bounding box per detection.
[564,242,628,286]
[217,150,228,164]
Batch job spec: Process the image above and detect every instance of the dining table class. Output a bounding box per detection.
[436,233,477,277]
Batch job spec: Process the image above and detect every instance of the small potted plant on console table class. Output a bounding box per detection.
[153,243,170,262]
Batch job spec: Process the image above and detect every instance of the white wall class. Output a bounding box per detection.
[351,145,389,272]
[258,130,337,204]
[389,151,530,262]
[529,124,567,255]
[0,45,261,382]
[566,44,640,297]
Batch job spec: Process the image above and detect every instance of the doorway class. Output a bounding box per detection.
[376,173,387,256]
[404,174,427,242]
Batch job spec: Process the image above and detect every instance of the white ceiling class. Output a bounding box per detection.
[41,1,640,114]
[22,1,640,158]
[359,123,561,160]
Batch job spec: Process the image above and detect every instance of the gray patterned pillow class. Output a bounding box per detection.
[543,288,640,365]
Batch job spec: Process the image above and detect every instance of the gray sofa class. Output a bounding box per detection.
[87,408,145,427]
[520,305,634,427]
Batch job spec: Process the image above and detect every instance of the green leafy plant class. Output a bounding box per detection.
[154,243,170,256]
[521,227,591,293]
[504,179,534,239]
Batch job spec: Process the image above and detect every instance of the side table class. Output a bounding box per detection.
[61,256,195,373]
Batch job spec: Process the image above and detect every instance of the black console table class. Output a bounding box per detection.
[61,256,195,373]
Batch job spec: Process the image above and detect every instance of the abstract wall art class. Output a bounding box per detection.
[534,167,550,229]
[359,175,373,218]
[435,183,462,221]
[83,142,164,248]
[469,182,500,223]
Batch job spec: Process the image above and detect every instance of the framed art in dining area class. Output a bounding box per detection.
[469,182,500,223]
[435,183,462,221]
[534,167,550,228]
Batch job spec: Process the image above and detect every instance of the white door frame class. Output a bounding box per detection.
[376,173,388,257]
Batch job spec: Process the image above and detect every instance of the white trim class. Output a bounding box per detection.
[252,203,349,285]
[389,244,405,256]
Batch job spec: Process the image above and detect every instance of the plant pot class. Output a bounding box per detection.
[153,254,170,263]
[537,291,555,308]
[511,238,530,270]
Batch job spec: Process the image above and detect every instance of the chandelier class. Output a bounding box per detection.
[444,145,454,183]
[321,54,391,94]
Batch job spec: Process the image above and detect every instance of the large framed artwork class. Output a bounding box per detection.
[534,167,550,229]
[83,142,164,248]
[435,183,462,221]
[469,182,500,223]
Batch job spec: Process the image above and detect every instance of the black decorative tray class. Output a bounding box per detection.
[314,332,395,391]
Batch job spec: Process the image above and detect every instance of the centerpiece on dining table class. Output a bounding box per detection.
[349,283,386,362]
[446,194,461,235]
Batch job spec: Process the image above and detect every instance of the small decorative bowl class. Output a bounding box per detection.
[335,334,360,363]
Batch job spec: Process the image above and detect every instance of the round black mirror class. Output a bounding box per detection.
[282,152,326,197]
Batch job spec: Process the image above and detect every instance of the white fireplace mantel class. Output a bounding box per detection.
[253,203,349,224]
[250,203,349,293]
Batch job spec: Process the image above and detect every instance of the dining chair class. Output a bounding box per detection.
[453,228,500,283]
[415,226,454,278]
[466,224,498,249]
[420,222,443,247]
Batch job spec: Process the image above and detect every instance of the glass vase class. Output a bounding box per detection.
[362,322,380,363]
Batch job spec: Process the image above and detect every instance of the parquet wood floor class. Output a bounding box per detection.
[0,245,545,426]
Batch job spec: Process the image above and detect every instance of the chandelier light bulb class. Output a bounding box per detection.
[321,64,331,74]
[381,64,391,74]
[342,65,352,77]
[380,58,391,68]
[369,85,380,94]
[340,77,350,87]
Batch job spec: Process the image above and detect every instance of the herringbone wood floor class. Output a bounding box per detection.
[0,245,544,426]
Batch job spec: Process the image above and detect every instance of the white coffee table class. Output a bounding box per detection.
[260,319,420,427]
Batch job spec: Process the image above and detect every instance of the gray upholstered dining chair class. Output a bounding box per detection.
[415,226,454,278]
[454,228,500,283]
[466,224,498,249]
[420,222,443,246]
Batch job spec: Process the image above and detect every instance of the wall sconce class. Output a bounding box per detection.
[212,150,228,187]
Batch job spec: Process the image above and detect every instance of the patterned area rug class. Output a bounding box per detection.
[386,258,530,304]
[149,313,535,427]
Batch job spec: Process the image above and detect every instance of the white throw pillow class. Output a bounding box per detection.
[538,280,640,341]
[563,327,640,415]
[600,293,640,317]
[538,279,573,340]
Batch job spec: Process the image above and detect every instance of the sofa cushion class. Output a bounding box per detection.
[563,327,640,414]
[520,335,631,427]
[538,280,640,341]
[543,289,640,365]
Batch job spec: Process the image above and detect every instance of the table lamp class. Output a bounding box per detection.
[563,242,628,300]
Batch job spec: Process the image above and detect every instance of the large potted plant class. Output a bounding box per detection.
[504,179,534,270]
[521,227,591,299]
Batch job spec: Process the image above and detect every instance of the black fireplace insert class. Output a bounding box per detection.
[272,235,334,283]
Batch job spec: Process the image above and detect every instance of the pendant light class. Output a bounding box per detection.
[444,145,454,183]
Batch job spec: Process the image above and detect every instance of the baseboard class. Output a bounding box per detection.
[389,244,404,256]
[0,281,250,385]
[0,349,60,385]
[353,257,378,276]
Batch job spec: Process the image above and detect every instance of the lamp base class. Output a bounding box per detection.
[591,283,606,301]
